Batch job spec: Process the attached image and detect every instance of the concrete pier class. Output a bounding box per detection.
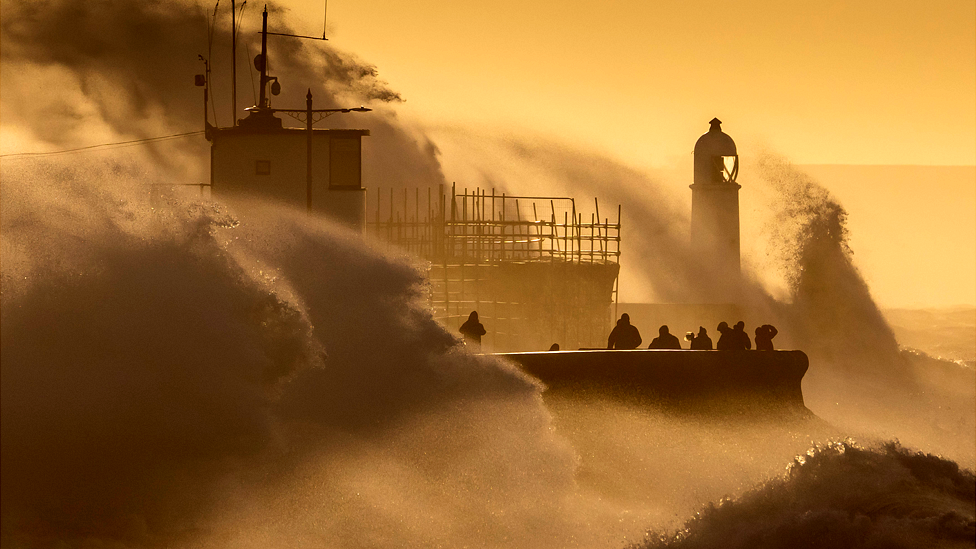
[496,350,810,416]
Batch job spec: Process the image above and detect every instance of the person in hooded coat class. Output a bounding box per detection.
[459,311,487,347]
[607,313,642,349]
[732,321,752,350]
[649,325,682,349]
[716,321,734,350]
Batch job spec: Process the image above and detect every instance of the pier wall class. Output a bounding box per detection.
[496,350,810,416]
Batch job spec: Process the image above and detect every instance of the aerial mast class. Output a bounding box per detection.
[207,0,371,230]
[258,5,269,108]
[231,0,238,125]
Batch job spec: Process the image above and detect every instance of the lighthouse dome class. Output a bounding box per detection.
[694,118,737,185]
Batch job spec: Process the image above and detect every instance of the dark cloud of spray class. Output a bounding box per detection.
[1,161,320,545]
[0,0,447,189]
[1,160,610,547]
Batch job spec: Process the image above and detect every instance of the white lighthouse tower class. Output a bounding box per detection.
[690,118,741,295]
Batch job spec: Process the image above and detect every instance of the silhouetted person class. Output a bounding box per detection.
[688,326,713,350]
[548,343,560,351]
[459,311,486,348]
[732,321,752,350]
[649,325,682,349]
[755,324,778,351]
[716,321,734,350]
[607,313,642,349]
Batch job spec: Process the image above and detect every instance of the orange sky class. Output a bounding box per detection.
[282,0,975,307]
[286,0,976,167]
[2,0,972,307]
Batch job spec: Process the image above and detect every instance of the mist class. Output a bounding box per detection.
[2,0,973,547]
[424,126,975,467]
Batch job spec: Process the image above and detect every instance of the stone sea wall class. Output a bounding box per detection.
[496,350,810,416]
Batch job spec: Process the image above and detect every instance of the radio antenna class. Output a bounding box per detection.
[231,0,238,124]
[322,0,328,39]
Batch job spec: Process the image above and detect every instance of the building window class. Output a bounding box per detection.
[255,160,271,175]
[329,137,361,188]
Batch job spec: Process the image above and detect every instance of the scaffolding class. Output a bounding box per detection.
[368,183,621,352]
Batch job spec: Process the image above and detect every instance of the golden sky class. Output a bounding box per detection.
[280,0,976,307]
[2,0,971,307]
[286,0,976,167]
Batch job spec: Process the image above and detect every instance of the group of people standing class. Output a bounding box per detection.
[607,314,778,351]
[459,310,779,352]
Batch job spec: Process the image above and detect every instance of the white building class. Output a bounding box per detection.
[209,109,369,230]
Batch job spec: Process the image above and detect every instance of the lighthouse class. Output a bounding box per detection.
[690,118,741,294]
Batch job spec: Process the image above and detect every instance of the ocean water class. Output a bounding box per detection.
[883,307,976,367]
[637,442,975,549]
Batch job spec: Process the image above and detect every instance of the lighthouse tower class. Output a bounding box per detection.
[690,118,741,291]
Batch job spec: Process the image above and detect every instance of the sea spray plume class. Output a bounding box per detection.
[1,160,324,546]
[427,130,973,464]
[426,128,741,304]
[754,153,903,373]
[264,16,403,106]
[219,197,550,431]
[426,128,786,324]
[634,441,976,549]
[497,140,710,302]
[0,0,399,133]
[1,0,216,179]
[1,0,446,189]
[1,160,606,548]
[751,154,974,467]
[204,200,599,547]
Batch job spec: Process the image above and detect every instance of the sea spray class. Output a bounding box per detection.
[3,160,972,548]
[422,128,976,466]
[634,441,975,549]
[0,0,445,190]
[753,152,902,372]
[3,1,975,545]
[1,160,320,545]
[752,154,976,468]
[1,160,619,548]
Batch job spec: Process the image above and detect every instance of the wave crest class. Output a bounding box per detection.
[638,441,975,549]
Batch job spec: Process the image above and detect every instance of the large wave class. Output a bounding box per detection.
[0,160,596,547]
[636,442,975,549]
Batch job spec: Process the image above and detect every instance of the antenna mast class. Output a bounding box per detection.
[231,0,238,125]
[258,6,269,108]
